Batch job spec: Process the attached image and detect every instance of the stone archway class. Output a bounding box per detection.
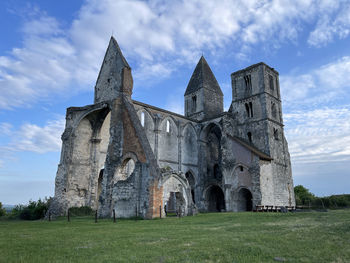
[165,191,186,216]
[161,172,191,217]
[96,169,104,205]
[185,171,196,204]
[206,185,225,212]
[237,188,253,211]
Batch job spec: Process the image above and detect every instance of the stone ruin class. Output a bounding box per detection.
[49,36,295,219]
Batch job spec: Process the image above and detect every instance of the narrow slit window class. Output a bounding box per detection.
[271,103,277,119]
[269,75,274,90]
[140,112,145,127]
[192,96,197,112]
[166,120,170,133]
[245,103,250,117]
[273,128,279,140]
[249,102,253,117]
[247,132,252,143]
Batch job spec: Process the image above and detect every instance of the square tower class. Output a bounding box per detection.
[230,62,295,206]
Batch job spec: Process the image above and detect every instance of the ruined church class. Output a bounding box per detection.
[51,37,295,219]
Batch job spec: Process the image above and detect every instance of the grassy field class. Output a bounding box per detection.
[0,210,349,263]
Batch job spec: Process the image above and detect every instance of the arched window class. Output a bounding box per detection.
[244,74,252,94]
[249,102,253,117]
[140,111,145,127]
[273,128,279,140]
[247,132,252,143]
[245,103,250,117]
[192,96,197,112]
[245,102,253,118]
[121,159,135,178]
[166,120,170,133]
[269,74,274,90]
[271,103,277,119]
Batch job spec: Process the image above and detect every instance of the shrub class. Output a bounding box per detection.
[10,198,51,220]
[0,202,6,217]
[294,185,350,209]
[294,185,315,206]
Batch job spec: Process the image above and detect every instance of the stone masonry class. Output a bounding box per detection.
[50,37,295,219]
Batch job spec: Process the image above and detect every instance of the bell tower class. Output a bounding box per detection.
[230,62,295,206]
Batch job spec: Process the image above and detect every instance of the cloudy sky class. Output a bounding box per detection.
[0,0,349,204]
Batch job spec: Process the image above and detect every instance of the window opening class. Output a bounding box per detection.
[273,128,279,140]
[247,132,252,143]
[140,112,145,127]
[244,74,252,93]
[245,103,250,117]
[192,96,197,112]
[249,102,253,117]
[166,120,170,133]
[271,103,277,119]
[244,75,251,89]
[122,159,135,178]
[269,75,274,90]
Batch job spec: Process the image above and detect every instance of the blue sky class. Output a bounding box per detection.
[0,0,350,205]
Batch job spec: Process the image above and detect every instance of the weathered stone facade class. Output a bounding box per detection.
[50,37,295,219]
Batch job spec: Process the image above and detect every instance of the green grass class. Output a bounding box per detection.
[1,210,349,263]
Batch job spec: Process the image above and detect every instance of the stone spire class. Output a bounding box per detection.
[94,36,133,103]
[184,56,223,96]
[184,56,223,120]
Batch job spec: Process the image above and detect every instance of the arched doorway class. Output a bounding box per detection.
[206,185,225,212]
[185,171,195,204]
[165,191,186,216]
[201,123,222,182]
[237,188,253,211]
[96,169,104,208]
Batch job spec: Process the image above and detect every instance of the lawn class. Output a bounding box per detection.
[0,210,349,263]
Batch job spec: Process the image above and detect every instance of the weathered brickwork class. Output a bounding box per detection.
[49,37,295,219]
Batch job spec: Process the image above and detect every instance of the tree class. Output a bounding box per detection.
[294,185,315,206]
[0,202,6,217]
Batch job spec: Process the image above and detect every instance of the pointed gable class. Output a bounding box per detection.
[184,56,223,96]
[94,36,132,103]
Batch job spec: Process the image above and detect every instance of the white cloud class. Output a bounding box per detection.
[0,0,349,110]
[0,123,13,136]
[308,2,350,47]
[280,56,350,107]
[285,106,350,164]
[0,117,65,154]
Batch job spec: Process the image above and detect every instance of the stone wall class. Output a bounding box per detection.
[50,37,295,218]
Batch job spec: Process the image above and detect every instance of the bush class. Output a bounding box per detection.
[9,198,51,220]
[68,206,94,216]
[0,202,6,217]
[294,185,315,206]
[294,185,350,209]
